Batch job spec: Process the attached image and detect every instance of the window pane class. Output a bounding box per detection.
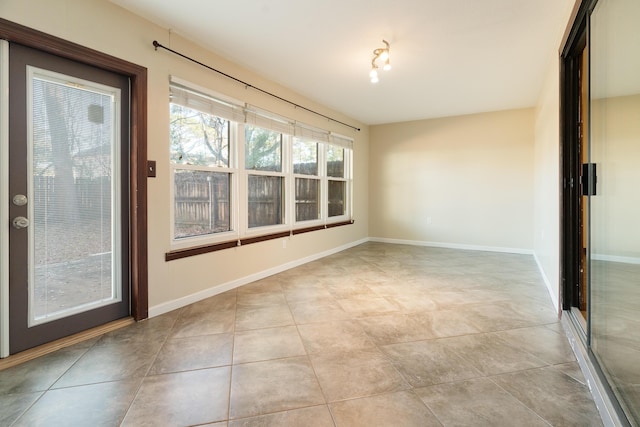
[327,145,344,178]
[296,178,319,222]
[293,138,318,175]
[248,175,283,227]
[328,180,346,217]
[174,169,231,239]
[170,103,229,167]
[245,125,282,172]
[31,74,119,323]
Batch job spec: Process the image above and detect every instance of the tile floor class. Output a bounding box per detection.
[590,260,640,424]
[0,242,604,426]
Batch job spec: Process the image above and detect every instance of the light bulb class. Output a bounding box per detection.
[371,75,379,83]
[369,68,378,79]
[383,60,391,71]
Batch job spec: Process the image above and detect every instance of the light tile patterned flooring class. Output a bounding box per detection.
[591,260,640,424]
[0,242,603,426]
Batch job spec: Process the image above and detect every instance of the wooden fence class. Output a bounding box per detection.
[174,172,230,237]
[175,171,327,232]
[33,164,345,235]
[295,178,319,221]
[247,175,282,227]
[33,176,111,221]
[174,161,346,234]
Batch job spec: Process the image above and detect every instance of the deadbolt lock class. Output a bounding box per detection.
[12,194,28,206]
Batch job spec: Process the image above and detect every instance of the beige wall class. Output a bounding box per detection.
[532,0,579,310]
[0,0,369,315]
[532,57,562,308]
[369,109,535,252]
[590,94,640,260]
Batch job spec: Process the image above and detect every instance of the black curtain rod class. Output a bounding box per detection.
[152,40,361,132]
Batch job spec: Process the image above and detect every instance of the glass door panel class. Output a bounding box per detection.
[589,0,640,423]
[29,68,121,326]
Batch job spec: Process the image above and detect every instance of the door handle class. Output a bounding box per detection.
[12,216,29,229]
[581,163,597,196]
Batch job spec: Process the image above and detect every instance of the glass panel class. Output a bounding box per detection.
[170,103,229,167]
[295,178,319,222]
[245,125,281,172]
[590,0,640,423]
[248,175,283,227]
[327,145,344,178]
[328,180,345,217]
[293,138,318,175]
[30,71,120,325]
[174,169,231,239]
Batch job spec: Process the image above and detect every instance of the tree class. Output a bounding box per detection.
[244,125,281,171]
[42,82,78,221]
[170,104,229,167]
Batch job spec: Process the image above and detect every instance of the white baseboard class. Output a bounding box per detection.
[148,237,369,318]
[534,252,559,313]
[369,237,533,255]
[149,236,540,318]
[591,254,640,265]
[374,237,563,313]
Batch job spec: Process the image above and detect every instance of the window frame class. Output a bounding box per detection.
[169,163,239,249]
[292,137,323,226]
[168,78,354,252]
[241,124,290,236]
[324,143,352,223]
[169,85,241,249]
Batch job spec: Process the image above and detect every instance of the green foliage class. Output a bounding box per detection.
[245,125,282,171]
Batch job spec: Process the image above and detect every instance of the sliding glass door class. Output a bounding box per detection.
[589,0,640,422]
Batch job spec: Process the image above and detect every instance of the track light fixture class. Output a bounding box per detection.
[370,40,391,83]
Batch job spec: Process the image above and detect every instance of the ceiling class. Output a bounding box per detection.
[111,0,571,125]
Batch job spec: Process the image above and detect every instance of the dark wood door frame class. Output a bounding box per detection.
[0,18,148,321]
[560,33,587,314]
[560,0,595,316]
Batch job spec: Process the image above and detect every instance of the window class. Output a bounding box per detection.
[293,138,320,222]
[169,85,239,241]
[245,125,284,228]
[170,108,232,239]
[168,78,353,249]
[327,144,347,217]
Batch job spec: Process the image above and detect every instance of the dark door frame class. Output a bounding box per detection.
[560,22,587,313]
[0,18,148,323]
[560,0,595,325]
